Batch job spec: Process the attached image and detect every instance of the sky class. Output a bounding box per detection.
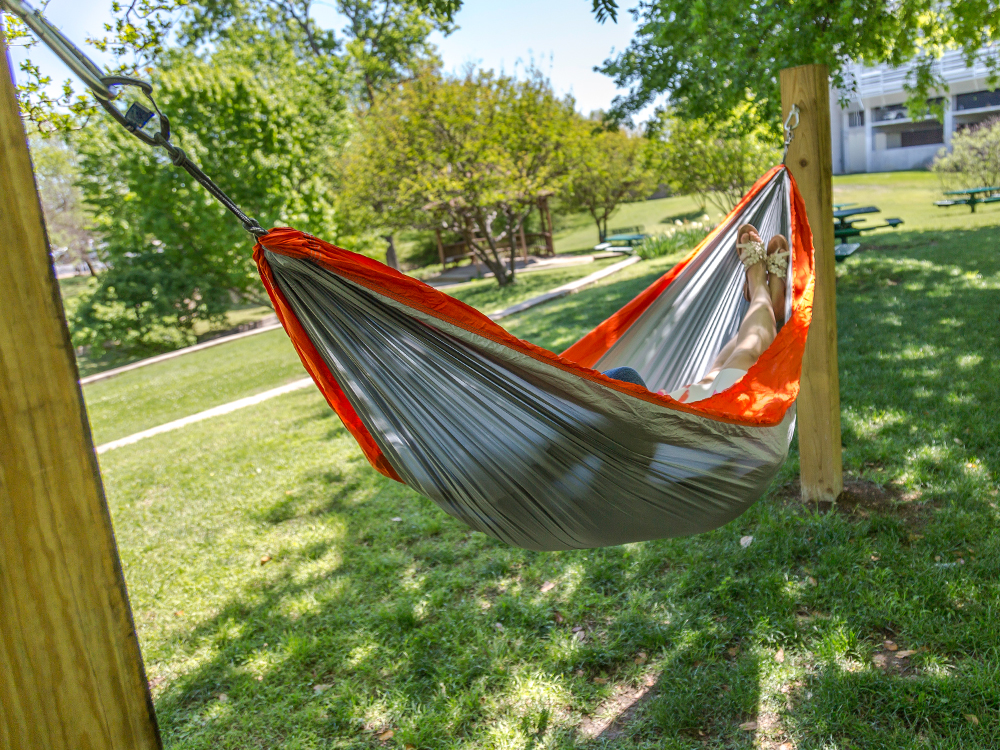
[7,0,649,118]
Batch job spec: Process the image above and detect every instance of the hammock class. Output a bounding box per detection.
[6,3,813,551]
[253,166,815,551]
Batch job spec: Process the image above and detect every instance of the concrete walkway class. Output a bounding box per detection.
[424,251,630,288]
[488,255,641,320]
[80,317,281,385]
[96,378,314,454]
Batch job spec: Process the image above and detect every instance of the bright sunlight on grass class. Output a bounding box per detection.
[89,172,1000,748]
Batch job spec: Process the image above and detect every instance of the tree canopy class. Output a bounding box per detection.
[600,0,1000,126]
[646,106,778,213]
[344,67,578,285]
[562,124,656,241]
[71,29,354,355]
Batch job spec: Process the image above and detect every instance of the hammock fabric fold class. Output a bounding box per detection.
[252,165,815,551]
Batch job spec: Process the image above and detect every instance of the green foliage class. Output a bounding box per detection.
[1,6,97,133]
[562,125,657,240]
[30,136,99,274]
[344,67,579,285]
[600,0,1000,126]
[10,0,459,138]
[636,216,713,260]
[647,107,779,213]
[71,32,352,357]
[932,116,1000,191]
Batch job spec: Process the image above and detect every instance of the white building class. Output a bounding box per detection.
[831,49,1000,174]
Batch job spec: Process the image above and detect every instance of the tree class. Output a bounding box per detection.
[599,0,1000,127]
[646,107,778,213]
[30,137,99,275]
[932,117,1000,190]
[6,1,459,132]
[563,125,656,241]
[343,67,578,286]
[70,29,354,356]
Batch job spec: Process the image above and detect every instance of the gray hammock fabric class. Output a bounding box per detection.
[254,167,810,551]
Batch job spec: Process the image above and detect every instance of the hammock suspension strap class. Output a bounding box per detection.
[1,0,268,238]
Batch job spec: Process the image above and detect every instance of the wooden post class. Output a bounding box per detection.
[781,64,843,502]
[435,227,445,270]
[0,34,161,748]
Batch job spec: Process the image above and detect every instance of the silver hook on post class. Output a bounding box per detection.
[781,104,800,164]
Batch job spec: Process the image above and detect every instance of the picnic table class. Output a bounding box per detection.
[833,205,903,261]
[935,186,1000,213]
[834,205,903,241]
[594,225,646,251]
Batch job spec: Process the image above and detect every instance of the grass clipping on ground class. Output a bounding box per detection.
[97,219,1000,749]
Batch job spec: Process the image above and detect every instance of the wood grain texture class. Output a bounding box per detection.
[0,35,161,749]
[781,64,844,502]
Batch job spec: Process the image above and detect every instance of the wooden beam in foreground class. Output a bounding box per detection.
[0,32,161,749]
[781,64,844,502]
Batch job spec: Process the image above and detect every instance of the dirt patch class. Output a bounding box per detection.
[775,478,935,528]
[870,641,923,676]
[577,671,659,740]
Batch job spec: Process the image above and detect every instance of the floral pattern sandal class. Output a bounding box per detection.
[735,223,766,300]
[766,235,790,326]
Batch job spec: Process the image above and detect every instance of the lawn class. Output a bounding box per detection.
[553,194,711,254]
[82,256,640,446]
[89,172,1000,748]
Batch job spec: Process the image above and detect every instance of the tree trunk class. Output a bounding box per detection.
[461,214,509,286]
[383,234,399,270]
[507,206,517,284]
[539,196,554,256]
[435,228,445,270]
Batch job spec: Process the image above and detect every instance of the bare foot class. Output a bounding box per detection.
[766,235,789,328]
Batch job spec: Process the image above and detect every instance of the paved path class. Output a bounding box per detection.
[95,378,314,454]
[81,319,281,385]
[488,255,641,320]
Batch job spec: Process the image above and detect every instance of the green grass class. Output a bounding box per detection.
[58,274,95,301]
[84,329,305,446]
[82,257,633,446]
[89,172,1000,748]
[553,195,712,254]
[832,170,1000,233]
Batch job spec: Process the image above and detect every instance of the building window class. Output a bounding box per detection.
[900,125,944,147]
[955,89,1000,111]
[872,98,945,123]
[848,111,865,127]
[874,123,945,150]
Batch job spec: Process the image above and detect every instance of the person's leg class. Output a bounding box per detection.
[766,234,789,329]
[693,225,777,386]
[714,261,776,373]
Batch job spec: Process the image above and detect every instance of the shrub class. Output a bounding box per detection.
[636,217,714,260]
[932,117,1000,190]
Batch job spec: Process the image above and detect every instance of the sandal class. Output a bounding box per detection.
[735,223,766,300]
[765,235,790,279]
[766,235,790,327]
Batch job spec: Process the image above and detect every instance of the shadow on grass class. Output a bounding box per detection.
[658,209,708,225]
[146,226,1000,748]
